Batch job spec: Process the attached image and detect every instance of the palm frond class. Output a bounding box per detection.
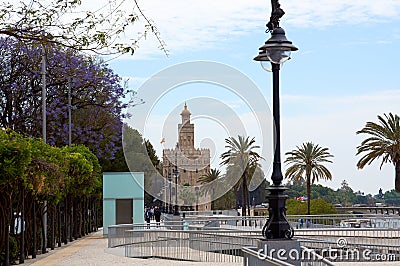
[356,113,400,169]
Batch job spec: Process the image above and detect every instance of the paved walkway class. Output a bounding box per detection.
[24,229,239,266]
[21,228,399,266]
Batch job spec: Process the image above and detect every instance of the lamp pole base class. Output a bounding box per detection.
[262,186,294,239]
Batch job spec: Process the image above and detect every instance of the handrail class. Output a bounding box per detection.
[241,246,295,266]
[109,223,400,232]
[300,246,336,266]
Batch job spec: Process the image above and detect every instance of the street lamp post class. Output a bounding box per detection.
[164,175,168,213]
[254,1,298,240]
[173,167,179,215]
[195,187,199,212]
[168,174,173,214]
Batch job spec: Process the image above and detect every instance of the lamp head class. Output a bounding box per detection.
[254,27,298,65]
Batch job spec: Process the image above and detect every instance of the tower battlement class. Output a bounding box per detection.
[162,103,211,210]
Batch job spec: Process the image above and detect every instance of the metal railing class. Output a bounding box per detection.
[295,228,400,262]
[181,214,400,230]
[122,229,261,263]
[108,217,400,263]
[242,246,295,266]
[300,246,336,266]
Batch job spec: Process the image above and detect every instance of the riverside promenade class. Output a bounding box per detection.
[22,224,400,265]
[24,229,240,266]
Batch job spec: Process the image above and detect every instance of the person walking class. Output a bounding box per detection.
[150,206,154,220]
[144,207,151,229]
[154,206,161,228]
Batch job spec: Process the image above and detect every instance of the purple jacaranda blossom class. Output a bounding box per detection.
[0,38,126,160]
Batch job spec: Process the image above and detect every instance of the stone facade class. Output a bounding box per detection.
[162,104,211,210]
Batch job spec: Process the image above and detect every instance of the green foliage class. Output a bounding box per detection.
[26,138,67,202]
[0,128,101,200]
[0,129,31,188]
[0,128,102,260]
[285,181,375,207]
[179,184,196,206]
[123,126,157,173]
[285,142,333,184]
[63,145,101,196]
[121,125,161,207]
[213,189,237,210]
[285,142,334,214]
[286,198,337,215]
[99,146,129,172]
[198,168,221,209]
[356,113,400,193]
[384,189,400,205]
[144,139,160,169]
[221,135,262,216]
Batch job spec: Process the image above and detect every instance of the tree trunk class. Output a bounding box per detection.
[41,201,47,254]
[69,197,73,242]
[77,199,81,238]
[94,199,98,231]
[88,197,92,233]
[211,189,214,210]
[64,197,68,244]
[5,193,11,266]
[51,204,55,250]
[306,175,311,215]
[241,175,246,226]
[395,161,400,193]
[57,203,61,247]
[19,186,25,264]
[85,197,88,235]
[246,184,251,217]
[32,200,36,258]
[73,199,78,240]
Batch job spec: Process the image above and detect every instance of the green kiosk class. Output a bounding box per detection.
[103,172,144,235]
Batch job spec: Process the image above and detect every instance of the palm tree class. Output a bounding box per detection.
[198,168,221,210]
[221,136,262,219]
[356,113,400,193]
[285,142,333,215]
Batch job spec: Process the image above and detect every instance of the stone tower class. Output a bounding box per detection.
[178,103,194,149]
[162,104,211,211]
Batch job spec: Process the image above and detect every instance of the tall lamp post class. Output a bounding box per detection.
[168,173,173,214]
[173,145,180,215]
[173,167,179,215]
[254,0,298,240]
[195,187,199,212]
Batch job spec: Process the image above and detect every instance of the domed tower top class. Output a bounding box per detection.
[180,102,191,124]
[178,103,194,149]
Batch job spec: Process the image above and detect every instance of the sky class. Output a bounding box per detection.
[103,0,400,195]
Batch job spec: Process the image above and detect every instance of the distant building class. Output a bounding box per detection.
[162,103,211,210]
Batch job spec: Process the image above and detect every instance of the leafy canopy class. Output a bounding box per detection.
[356,113,400,169]
[0,0,167,55]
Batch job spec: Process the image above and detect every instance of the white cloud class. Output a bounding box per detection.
[57,0,400,57]
[36,0,400,57]
[129,0,400,56]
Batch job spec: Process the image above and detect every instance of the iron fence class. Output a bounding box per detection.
[122,229,261,263]
[108,218,400,264]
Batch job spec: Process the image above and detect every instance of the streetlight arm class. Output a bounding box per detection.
[267,0,285,32]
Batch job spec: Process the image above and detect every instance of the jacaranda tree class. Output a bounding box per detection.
[0,38,126,160]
